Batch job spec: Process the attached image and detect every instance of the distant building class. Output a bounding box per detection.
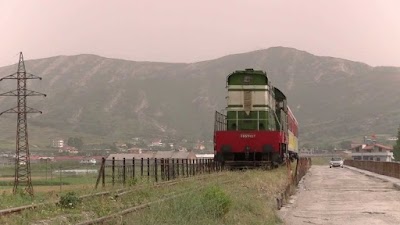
[177,146,187,152]
[59,146,79,154]
[52,138,64,148]
[127,147,142,154]
[350,143,394,162]
[80,158,97,164]
[387,137,398,141]
[195,154,214,159]
[194,142,206,150]
[149,139,164,147]
[114,142,127,148]
[53,156,103,162]
[38,156,55,162]
[299,148,314,155]
[154,150,197,160]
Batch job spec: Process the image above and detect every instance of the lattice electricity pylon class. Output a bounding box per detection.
[0,52,46,196]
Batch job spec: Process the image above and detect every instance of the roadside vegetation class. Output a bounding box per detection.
[118,168,290,225]
[309,157,330,165]
[0,167,292,225]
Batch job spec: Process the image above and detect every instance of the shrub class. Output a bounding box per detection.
[201,186,231,218]
[127,178,138,186]
[58,192,81,209]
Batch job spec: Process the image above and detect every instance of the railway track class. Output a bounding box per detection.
[75,178,235,225]
[0,172,225,218]
[0,203,46,217]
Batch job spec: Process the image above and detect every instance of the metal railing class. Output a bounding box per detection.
[344,160,400,179]
[95,157,222,188]
[214,111,227,132]
[294,157,312,185]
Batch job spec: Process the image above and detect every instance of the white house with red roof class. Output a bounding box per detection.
[52,138,65,148]
[350,143,394,162]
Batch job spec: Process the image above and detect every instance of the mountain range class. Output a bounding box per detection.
[0,47,399,149]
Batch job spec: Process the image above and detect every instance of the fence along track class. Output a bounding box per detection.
[96,157,222,188]
[277,157,312,210]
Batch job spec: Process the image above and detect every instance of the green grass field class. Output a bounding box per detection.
[0,165,294,225]
[310,156,331,165]
[0,161,100,208]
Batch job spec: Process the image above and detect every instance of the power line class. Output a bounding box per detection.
[0,52,46,196]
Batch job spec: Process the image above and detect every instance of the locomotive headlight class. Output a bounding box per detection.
[245,146,250,160]
[245,146,250,155]
[221,145,231,153]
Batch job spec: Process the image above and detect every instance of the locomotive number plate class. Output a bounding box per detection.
[240,134,256,138]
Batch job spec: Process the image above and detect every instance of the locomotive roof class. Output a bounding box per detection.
[274,87,286,102]
[228,68,266,76]
[287,106,298,125]
[226,68,268,83]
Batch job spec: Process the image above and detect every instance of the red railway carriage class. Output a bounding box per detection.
[287,107,299,159]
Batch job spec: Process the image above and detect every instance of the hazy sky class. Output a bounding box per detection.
[1,0,399,67]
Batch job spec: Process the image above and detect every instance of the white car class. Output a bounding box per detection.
[329,157,344,168]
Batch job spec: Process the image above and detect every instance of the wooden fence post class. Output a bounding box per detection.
[182,159,185,177]
[172,159,175,179]
[186,159,189,177]
[161,158,165,181]
[141,158,144,177]
[95,157,106,189]
[155,158,158,182]
[147,158,150,180]
[167,159,170,181]
[132,157,135,180]
[102,157,106,187]
[123,158,126,186]
[176,159,180,177]
[192,159,195,176]
[112,157,115,186]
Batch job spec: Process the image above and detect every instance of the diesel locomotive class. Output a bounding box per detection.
[214,69,298,167]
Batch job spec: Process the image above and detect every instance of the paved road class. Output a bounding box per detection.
[279,165,400,225]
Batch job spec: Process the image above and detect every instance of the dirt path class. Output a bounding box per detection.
[279,165,400,225]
